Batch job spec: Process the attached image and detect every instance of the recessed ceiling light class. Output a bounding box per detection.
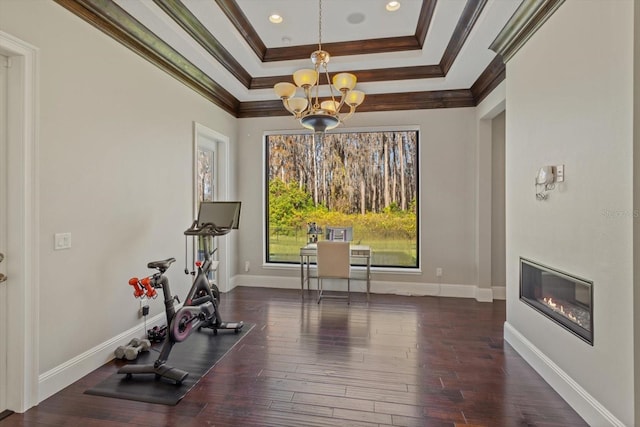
[269,14,283,24]
[386,1,401,12]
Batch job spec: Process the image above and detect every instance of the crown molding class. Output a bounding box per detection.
[153,0,252,88]
[471,55,505,105]
[53,0,506,118]
[440,0,488,74]
[489,0,565,63]
[251,65,445,91]
[238,90,476,118]
[53,0,239,115]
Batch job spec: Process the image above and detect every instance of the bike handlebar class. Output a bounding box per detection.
[184,220,232,237]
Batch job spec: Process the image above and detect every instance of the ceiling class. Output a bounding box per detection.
[53,0,530,118]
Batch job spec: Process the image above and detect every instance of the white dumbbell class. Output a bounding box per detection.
[114,338,151,360]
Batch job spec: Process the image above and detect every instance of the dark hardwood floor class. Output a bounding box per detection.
[2,287,587,426]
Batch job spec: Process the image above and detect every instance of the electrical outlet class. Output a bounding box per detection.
[245,261,250,272]
[436,267,443,277]
[138,303,149,318]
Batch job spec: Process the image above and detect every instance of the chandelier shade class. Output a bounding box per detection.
[273,83,296,100]
[273,0,365,133]
[293,69,318,87]
[332,73,357,91]
[346,90,365,107]
[288,97,309,114]
[320,100,339,113]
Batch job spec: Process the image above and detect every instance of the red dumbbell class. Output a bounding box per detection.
[128,277,144,298]
[140,277,157,299]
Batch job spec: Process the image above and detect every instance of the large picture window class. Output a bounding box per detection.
[266,129,419,268]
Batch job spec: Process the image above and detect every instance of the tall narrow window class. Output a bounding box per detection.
[265,130,419,268]
[197,146,215,203]
[195,130,219,283]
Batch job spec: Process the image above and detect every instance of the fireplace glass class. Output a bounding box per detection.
[519,258,593,345]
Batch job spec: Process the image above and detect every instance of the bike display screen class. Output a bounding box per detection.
[197,201,241,229]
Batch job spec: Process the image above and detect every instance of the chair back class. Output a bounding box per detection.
[316,241,350,278]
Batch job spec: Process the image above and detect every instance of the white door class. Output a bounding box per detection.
[0,53,9,414]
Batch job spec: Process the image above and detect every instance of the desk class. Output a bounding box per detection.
[299,244,371,300]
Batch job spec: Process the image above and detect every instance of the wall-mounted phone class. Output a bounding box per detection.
[535,165,564,201]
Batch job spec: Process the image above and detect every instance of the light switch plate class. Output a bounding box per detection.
[54,233,71,250]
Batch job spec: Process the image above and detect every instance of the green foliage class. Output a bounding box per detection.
[268,178,417,266]
[268,179,313,234]
[383,202,400,213]
[268,180,416,241]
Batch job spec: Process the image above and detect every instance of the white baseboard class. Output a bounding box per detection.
[38,313,165,403]
[504,322,625,427]
[492,286,506,300]
[233,274,498,302]
[475,287,493,302]
[233,274,301,290]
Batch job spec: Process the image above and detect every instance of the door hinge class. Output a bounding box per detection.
[2,57,11,68]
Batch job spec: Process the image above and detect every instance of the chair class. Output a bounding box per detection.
[316,241,351,304]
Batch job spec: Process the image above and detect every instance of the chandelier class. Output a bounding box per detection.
[273,0,365,133]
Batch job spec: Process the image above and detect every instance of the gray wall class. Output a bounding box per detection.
[236,109,483,293]
[491,111,506,287]
[635,1,640,425]
[505,0,634,424]
[0,0,238,376]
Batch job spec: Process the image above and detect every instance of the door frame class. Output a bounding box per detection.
[0,52,7,416]
[193,122,231,292]
[0,31,40,413]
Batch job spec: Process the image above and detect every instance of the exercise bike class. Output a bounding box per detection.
[118,202,243,385]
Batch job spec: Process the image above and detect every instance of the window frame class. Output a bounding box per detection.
[263,126,421,271]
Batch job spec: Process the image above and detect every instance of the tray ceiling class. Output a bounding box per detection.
[54,0,528,117]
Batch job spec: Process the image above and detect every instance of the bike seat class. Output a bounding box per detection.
[147,258,176,271]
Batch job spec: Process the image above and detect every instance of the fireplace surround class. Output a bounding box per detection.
[519,257,593,345]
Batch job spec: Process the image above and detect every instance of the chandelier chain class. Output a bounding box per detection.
[318,0,322,50]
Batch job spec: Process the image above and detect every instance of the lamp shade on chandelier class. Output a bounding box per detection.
[273,0,365,133]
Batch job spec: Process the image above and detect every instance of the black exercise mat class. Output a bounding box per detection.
[85,323,253,405]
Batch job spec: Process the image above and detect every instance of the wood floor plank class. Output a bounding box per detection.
[2,287,587,426]
[292,391,375,412]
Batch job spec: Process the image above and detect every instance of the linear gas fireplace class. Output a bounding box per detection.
[520,258,593,345]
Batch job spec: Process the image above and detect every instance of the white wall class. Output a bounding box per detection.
[0,0,237,392]
[236,108,482,295]
[505,1,634,425]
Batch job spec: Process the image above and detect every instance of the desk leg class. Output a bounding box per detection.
[300,255,304,299]
[306,257,311,293]
[366,257,370,301]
